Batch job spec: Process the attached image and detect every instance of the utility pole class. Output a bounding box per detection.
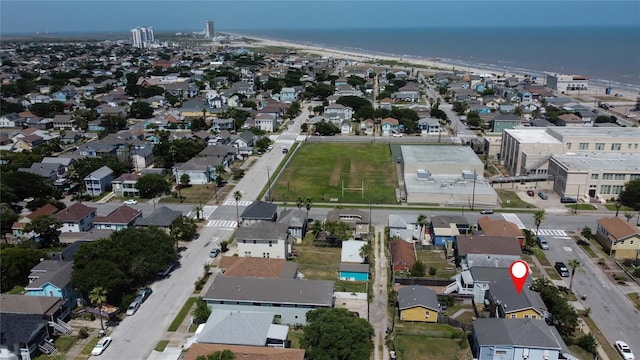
[266,166,272,202]
[471,169,477,211]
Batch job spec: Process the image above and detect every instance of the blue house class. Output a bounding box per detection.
[279,87,297,102]
[429,215,471,247]
[26,261,77,317]
[491,114,523,133]
[339,263,370,281]
[472,318,565,360]
[84,165,114,196]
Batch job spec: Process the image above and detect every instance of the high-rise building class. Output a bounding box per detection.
[131,26,154,48]
[205,20,214,39]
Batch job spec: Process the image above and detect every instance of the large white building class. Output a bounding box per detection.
[546,74,589,92]
[500,127,640,176]
[205,20,214,39]
[131,26,154,48]
[548,153,640,202]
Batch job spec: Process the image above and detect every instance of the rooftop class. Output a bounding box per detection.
[401,145,483,167]
[552,153,640,172]
[204,277,334,306]
[504,128,563,144]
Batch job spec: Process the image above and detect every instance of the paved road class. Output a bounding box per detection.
[371,224,390,360]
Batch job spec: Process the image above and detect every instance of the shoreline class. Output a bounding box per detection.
[226,32,640,104]
[225,33,640,117]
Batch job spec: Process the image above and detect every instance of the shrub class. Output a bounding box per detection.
[89,314,96,321]
[634,267,640,277]
[428,266,437,276]
[78,327,89,339]
[577,333,598,355]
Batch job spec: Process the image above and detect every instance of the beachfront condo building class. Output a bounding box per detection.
[205,20,214,39]
[546,74,589,92]
[131,26,154,48]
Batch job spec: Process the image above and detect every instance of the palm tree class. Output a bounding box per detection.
[416,214,427,243]
[567,259,584,292]
[623,212,633,222]
[359,243,372,264]
[533,211,545,236]
[296,197,304,210]
[89,286,108,331]
[304,197,313,219]
[615,199,622,217]
[233,191,242,227]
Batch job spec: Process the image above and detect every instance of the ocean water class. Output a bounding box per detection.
[236,26,640,92]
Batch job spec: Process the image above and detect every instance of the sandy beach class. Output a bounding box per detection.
[228,33,639,116]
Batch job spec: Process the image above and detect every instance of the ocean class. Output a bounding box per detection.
[235,26,640,92]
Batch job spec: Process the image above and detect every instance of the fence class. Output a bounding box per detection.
[437,315,473,332]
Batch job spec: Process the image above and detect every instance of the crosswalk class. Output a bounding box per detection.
[223,200,253,206]
[534,229,568,237]
[275,138,296,144]
[201,205,217,219]
[206,220,238,228]
[501,213,526,229]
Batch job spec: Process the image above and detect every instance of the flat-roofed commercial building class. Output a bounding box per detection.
[500,127,640,176]
[546,74,588,92]
[548,153,640,202]
[402,145,498,206]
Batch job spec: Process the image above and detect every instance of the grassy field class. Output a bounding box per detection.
[626,292,640,311]
[168,297,196,331]
[416,250,457,279]
[293,242,368,292]
[565,204,597,211]
[272,143,398,204]
[159,183,232,205]
[393,323,471,360]
[604,203,634,212]
[495,189,536,209]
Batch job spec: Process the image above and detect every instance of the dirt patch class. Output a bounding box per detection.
[328,156,342,187]
[348,158,360,188]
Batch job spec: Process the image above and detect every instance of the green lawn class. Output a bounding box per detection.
[272,143,398,204]
[160,184,222,205]
[495,189,536,208]
[565,204,597,211]
[393,323,471,360]
[168,297,196,331]
[627,292,640,311]
[416,250,456,279]
[604,203,635,212]
[154,340,169,352]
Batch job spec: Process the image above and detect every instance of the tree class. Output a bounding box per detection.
[230,167,245,180]
[254,137,271,153]
[311,220,322,236]
[0,204,19,241]
[567,259,584,292]
[171,216,198,242]
[304,197,313,218]
[195,350,235,360]
[296,197,304,210]
[577,333,598,355]
[0,247,46,292]
[523,229,537,252]
[301,308,374,360]
[619,178,640,210]
[359,243,371,263]
[533,211,545,235]
[233,191,242,227]
[323,221,352,244]
[89,286,108,331]
[180,173,191,187]
[416,214,427,242]
[129,101,154,119]
[623,212,634,222]
[580,226,593,240]
[24,215,63,248]
[614,198,622,217]
[192,297,212,324]
[136,174,170,198]
[409,260,426,277]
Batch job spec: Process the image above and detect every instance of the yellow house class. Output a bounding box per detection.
[398,286,439,323]
[596,217,640,259]
[487,281,547,321]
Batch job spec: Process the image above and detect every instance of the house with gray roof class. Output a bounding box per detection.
[203,277,335,325]
[240,200,278,226]
[236,222,293,260]
[472,318,565,360]
[398,286,440,323]
[172,158,220,185]
[196,310,288,348]
[0,295,68,359]
[454,235,522,270]
[84,165,114,196]
[486,280,548,321]
[18,162,65,181]
[388,214,422,242]
[25,260,77,317]
[136,206,181,229]
[277,208,307,242]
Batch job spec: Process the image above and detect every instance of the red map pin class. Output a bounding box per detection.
[509,260,529,294]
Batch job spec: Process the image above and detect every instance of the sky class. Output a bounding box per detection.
[1,0,639,34]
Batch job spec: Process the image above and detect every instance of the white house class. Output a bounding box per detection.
[236,222,293,259]
[418,118,441,135]
[324,104,354,121]
[53,203,97,232]
[341,240,367,263]
[254,113,277,132]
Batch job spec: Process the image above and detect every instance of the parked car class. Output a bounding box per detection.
[282,148,289,154]
[554,262,570,277]
[126,300,140,316]
[560,197,577,203]
[157,262,175,278]
[480,209,494,214]
[209,247,221,258]
[392,133,403,137]
[615,341,635,360]
[538,191,548,200]
[135,288,153,303]
[91,337,112,356]
[123,199,137,205]
[526,190,535,197]
[266,145,273,152]
[537,235,549,250]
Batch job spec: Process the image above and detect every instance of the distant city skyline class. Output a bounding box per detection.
[1,1,638,35]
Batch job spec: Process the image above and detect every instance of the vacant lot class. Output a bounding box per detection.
[294,242,367,293]
[495,189,536,208]
[272,143,398,204]
[393,323,471,360]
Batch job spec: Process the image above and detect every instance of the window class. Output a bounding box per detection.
[611,143,621,151]
[629,144,633,149]
[595,143,605,150]
[601,185,611,194]
[603,173,614,180]
[631,174,640,181]
[425,311,430,318]
[269,241,273,247]
[244,251,251,256]
[612,185,623,194]
[566,143,572,150]
[524,314,530,319]
[614,173,626,180]
[591,174,599,180]
[579,143,589,150]
[531,315,537,319]
[510,314,517,319]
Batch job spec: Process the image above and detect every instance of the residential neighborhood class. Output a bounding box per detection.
[1,26,639,360]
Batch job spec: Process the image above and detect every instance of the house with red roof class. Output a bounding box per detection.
[596,217,640,259]
[53,203,97,232]
[93,205,142,231]
[390,239,416,273]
